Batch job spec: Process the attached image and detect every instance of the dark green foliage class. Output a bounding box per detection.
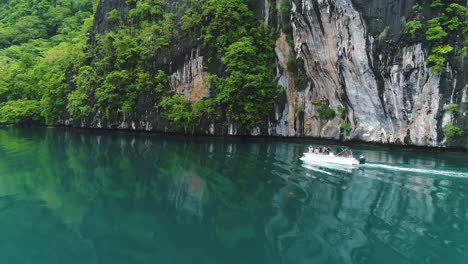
[159,96,193,133]
[443,124,464,142]
[69,0,175,119]
[155,70,169,93]
[297,104,305,114]
[337,106,346,119]
[189,0,279,131]
[157,0,280,132]
[180,0,204,35]
[405,20,422,36]
[1,0,278,133]
[201,0,253,57]
[159,96,215,133]
[431,0,444,8]
[287,54,309,91]
[211,33,280,130]
[318,106,335,120]
[107,9,121,22]
[314,101,335,120]
[444,104,460,116]
[340,122,352,136]
[280,0,292,35]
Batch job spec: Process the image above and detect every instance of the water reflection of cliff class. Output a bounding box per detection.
[266,153,468,263]
[0,128,467,263]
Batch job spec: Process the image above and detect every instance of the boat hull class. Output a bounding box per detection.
[301,153,360,166]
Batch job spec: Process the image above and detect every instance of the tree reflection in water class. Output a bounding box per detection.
[0,127,467,264]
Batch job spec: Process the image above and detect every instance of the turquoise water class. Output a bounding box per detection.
[0,127,468,264]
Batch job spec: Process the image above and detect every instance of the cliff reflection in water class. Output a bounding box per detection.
[0,127,467,264]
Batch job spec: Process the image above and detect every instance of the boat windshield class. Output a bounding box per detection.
[308,145,353,157]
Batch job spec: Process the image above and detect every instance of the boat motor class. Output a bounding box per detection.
[358,155,366,165]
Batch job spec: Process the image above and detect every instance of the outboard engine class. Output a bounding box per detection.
[358,155,366,165]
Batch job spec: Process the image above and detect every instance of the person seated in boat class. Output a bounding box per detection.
[324,147,329,155]
[314,147,319,154]
[308,146,313,153]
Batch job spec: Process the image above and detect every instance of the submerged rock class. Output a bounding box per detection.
[168,172,207,224]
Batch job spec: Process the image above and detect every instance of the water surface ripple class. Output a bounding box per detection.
[0,128,467,264]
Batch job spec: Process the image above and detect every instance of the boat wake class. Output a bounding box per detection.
[363,163,468,178]
[301,164,333,175]
[300,157,355,174]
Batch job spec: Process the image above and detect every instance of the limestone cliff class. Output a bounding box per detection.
[269,0,467,148]
[73,0,467,149]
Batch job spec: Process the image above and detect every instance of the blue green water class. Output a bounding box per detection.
[0,127,468,264]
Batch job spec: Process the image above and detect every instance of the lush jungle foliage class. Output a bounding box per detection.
[0,0,94,124]
[162,0,280,132]
[0,0,280,134]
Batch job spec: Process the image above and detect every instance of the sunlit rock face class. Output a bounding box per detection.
[270,0,467,148]
[168,172,207,224]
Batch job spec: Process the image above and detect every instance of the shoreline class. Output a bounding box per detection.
[2,124,468,154]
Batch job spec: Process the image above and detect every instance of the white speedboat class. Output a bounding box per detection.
[300,146,365,166]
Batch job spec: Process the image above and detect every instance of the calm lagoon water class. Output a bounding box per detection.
[0,127,468,264]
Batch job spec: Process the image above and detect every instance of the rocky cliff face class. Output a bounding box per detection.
[269,0,467,148]
[78,0,467,149]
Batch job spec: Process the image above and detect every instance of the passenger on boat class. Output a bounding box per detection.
[324,147,329,155]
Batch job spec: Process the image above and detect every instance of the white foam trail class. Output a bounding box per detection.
[364,163,468,178]
[301,164,333,175]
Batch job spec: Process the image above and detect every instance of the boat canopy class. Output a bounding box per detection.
[309,145,353,155]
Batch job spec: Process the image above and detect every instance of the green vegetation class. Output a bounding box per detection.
[405,20,422,37]
[340,122,352,136]
[287,54,309,91]
[4,0,463,135]
[0,99,42,123]
[280,0,292,36]
[431,0,444,8]
[318,106,335,120]
[172,0,280,132]
[406,0,468,74]
[280,0,308,92]
[444,104,460,116]
[443,124,464,142]
[0,0,93,123]
[0,0,280,133]
[337,106,346,119]
[427,44,453,74]
[313,101,336,120]
[378,26,390,40]
[297,104,305,114]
